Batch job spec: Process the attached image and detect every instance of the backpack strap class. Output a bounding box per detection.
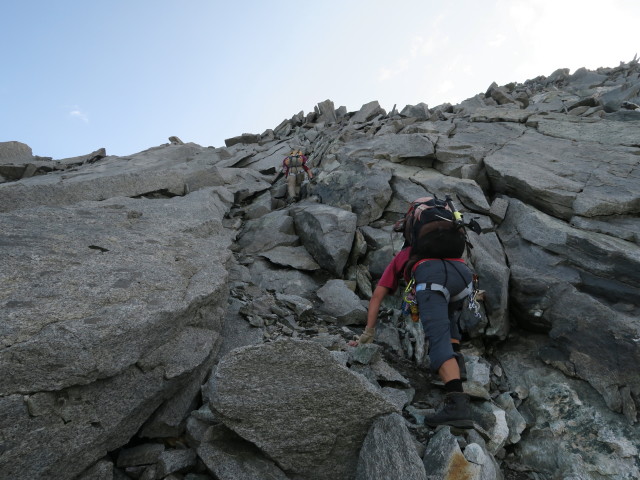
[410,257,465,275]
[411,258,433,275]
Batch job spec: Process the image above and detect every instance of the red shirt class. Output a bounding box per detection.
[377,247,411,293]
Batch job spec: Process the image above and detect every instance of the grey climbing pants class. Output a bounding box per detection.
[286,168,304,200]
[414,259,473,372]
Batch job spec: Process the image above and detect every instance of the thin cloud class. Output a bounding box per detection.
[488,33,507,48]
[437,79,454,95]
[378,58,409,81]
[69,107,89,123]
[378,34,438,82]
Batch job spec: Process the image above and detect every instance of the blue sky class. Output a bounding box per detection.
[2,0,638,159]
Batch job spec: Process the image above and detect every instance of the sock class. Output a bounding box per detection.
[452,343,461,353]
[444,379,464,393]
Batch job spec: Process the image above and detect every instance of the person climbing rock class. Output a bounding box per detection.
[403,199,476,428]
[349,197,467,381]
[282,149,313,203]
[351,196,478,428]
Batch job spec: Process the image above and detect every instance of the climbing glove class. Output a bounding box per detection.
[358,327,376,344]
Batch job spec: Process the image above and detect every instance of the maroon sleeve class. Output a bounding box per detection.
[376,248,411,293]
[301,155,311,173]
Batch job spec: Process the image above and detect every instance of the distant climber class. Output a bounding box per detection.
[282,149,313,203]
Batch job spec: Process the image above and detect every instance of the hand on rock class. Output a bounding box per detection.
[349,327,375,347]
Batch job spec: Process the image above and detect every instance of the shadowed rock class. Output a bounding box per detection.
[292,202,358,275]
[356,413,426,480]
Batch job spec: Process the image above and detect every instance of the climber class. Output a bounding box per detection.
[350,197,469,380]
[350,196,477,428]
[405,229,474,429]
[282,149,313,203]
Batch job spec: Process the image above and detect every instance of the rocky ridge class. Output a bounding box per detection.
[1,58,639,480]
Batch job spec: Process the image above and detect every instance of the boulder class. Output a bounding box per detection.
[435,121,526,177]
[316,99,338,124]
[259,245,321,271]
[224,133,261,147]
[236,209,299,254]
[245,257,321,297]
[210,339,398,480]
[56,147,107,165]
[422,427,480,479]
[528,112,640,147]
[291,202,358,275]
[470,106,532,123]
[339,133,436,164]
[356,413,426,480]
[400,103,431,120]
[317,279,367,325]
[309,159,393,226]
[351,101,386,123]
[0,140,33,164]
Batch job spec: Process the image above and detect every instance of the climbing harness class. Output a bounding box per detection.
[403,259,483,324]
[413,259,472,303]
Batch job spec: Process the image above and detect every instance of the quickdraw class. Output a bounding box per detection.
[467,273,483,320]
[402,278,420,322]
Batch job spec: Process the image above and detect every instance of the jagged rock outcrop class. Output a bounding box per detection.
[1,58,639,480]
[355,413,426,479]
[1,187,235,479]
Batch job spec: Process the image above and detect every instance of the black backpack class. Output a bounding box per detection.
[393,196,454,248]
[394,195,481,252]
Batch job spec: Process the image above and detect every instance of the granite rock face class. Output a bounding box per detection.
[1,189,234,479]
[1,59,639,480]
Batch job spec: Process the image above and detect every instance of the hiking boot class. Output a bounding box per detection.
[424,392,473,429]
[457,353,468,382]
